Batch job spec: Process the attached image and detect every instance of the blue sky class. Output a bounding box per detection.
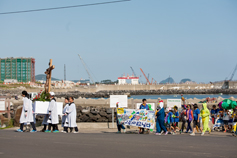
[0,0,236,83]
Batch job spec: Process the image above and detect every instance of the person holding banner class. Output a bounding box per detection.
[17,91,37,132]
[116,102,126,133]
[138,99,150,134]
[155,101,168,135]
[45,92,59,133]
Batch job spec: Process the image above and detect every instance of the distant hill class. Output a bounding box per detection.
[180,78,192,84]
[159,77,175,84]
[35,74,61,81]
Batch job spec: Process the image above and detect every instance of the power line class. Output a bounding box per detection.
[0,0,130,15]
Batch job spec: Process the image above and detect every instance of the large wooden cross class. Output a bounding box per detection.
[45,59,55,93]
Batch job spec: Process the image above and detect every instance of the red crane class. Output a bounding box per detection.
[140,68,151,85]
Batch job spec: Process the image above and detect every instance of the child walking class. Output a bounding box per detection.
[173,106,181,135]
[222,109,230,133]
[66,97,79,133]
[62,97,69,133]
[165,108,172,134]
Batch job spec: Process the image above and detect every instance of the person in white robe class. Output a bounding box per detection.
[45,92,59,133]
[17,91,37,132]
[61,97,69,132]
[64,97,78,133]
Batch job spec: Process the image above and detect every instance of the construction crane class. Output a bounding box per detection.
[222,63,237,89]
[140,68,151,85]
[151,78,153,84]
[230,63,237,81]
[130,66,137,77]
[78,54,95,84]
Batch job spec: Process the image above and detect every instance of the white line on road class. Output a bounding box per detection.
[54,142,97,146]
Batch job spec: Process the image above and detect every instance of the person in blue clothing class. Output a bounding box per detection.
[168,108,174,134]
[138,99,150,134]
[190,104,202,136]
[173,106,181,135]
[155,101,168,135]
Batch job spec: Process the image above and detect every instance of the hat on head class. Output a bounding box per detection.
[49,92,55,96]
[182,105,186,109]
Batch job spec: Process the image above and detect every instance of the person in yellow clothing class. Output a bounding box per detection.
[201,103,211,136]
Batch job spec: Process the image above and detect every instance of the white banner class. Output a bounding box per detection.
[110,95,128,108]
[167,99,181,108]
[33,101,63,115]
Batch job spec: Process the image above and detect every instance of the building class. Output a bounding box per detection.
[0,57,35,82]
[118,75,139,85]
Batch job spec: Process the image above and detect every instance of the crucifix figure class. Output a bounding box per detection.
[45,59,55,93]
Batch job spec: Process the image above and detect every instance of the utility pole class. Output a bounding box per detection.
[64,64,66,81]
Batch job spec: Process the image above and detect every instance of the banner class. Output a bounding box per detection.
[117,108,155,129]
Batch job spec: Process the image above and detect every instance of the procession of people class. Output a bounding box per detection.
[17,90,237,137]
[17,90,78,133]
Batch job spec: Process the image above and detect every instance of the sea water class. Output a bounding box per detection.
[89,94,237,100]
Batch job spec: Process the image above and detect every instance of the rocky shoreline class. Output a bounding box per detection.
[55,89,237,98]
[0,89,237,98]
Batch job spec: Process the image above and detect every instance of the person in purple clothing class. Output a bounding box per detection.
[138,99,150,134]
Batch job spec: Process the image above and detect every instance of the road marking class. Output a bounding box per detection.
[54,142,97,146]
[0,137,11,139]
[160,150,211,155]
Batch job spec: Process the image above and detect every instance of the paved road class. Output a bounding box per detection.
[0,130,236,158]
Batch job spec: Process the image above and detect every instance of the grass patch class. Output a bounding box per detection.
[0,83,32,89]
[0,119,14,130]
